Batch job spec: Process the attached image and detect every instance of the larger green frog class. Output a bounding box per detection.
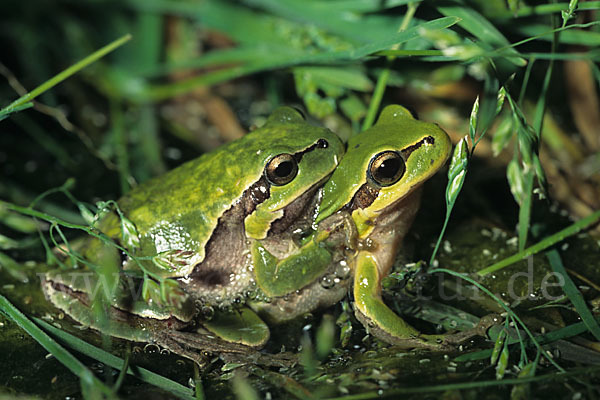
[43,107,346,364]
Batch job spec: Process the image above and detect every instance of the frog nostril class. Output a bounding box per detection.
[316,139,329,148]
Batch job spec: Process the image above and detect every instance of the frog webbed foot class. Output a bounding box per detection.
[160,306,296,367]
[159,329,296,368]
[353,252,496,351]
[353,307,453,351]
[220,350,297,368]
[433,313,503,347]
[152,330,213,367]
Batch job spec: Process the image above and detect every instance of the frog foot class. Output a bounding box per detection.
[220,350,297,368]
[354,307,452,351]
[355,308,502,351]
[437,313,503,347]
[159,330,296,368]
[152,331,213,367]
[352,252,501,351]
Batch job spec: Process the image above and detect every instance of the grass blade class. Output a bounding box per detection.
[0,294,113,396]
[144,17,460,100]
[0,34,131,119]
[545,249,600,341]
[34,318,195,399]
[437,4,525,65]
[478,210,600,276]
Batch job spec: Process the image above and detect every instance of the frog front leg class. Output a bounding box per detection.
[251,236,333,298]
[353,251,451,349]
[251,210,357,298]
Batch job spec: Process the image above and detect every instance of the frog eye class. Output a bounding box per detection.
[368,151,406,187]
[265,153,298,186]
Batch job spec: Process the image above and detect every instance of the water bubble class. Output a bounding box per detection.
[335,261,351,280]
[200,305,215,320]
[320,274,336,289]
[144,344,160,354]
[219,303,233,313]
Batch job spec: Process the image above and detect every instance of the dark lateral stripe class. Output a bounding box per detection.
[50,281,91,306]
[243,138,327,216]
[346,136,435,212]
[401,135,435,160]
[346,183,380,212]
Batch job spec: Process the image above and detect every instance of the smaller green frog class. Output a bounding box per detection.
[314,104,461,349]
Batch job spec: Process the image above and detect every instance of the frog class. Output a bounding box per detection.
[42,106,346,365]
[312,104,472,349]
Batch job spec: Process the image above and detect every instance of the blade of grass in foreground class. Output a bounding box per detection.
[35,318,196,399]
[545,249,600,341]
[0,294,114,397]
[478,210,600,276]
[0,34,131,121]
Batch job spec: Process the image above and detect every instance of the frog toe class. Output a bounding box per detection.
[201,307,270,348]
[354,306,453,351]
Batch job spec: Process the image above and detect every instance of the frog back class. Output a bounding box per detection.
[115,108,343,278]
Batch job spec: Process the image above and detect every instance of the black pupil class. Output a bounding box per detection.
[377,157,401,179]
[275,160,294,177]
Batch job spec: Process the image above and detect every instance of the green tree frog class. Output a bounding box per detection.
[42,107,345,364]
[314,104,458,349]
